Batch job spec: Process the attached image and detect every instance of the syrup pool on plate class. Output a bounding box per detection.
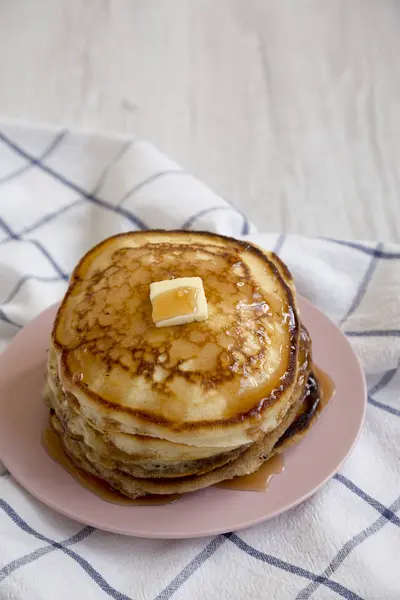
[42,426,181,506]
[43,365,335,501]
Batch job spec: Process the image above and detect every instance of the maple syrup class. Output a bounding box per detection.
[313,365,335,411]
[42,426,181,506]
[216,365,335,493]
[216,454,284,491]
[43,366,335,500]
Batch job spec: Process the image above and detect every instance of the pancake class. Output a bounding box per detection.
[43,230,324,499]
[48,366,318,497]
[52,231,301,448]
[45,322,312,487]
[45,350,243,465]
[275,371,321,450]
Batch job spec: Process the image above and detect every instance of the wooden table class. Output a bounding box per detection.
[1,0,399,241]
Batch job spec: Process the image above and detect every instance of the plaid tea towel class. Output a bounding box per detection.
[0,124,399,600]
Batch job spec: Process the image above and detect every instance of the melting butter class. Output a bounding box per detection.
[152,287,198,322]
[150,276,208,327]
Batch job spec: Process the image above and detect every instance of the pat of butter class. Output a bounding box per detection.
[150,277,208,327]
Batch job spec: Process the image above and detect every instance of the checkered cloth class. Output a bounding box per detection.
[0,124,399,600]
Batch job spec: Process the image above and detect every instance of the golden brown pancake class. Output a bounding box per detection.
[48,365,318,497]
[45,324,312,492]
[44,324,310,482]
[43,230,322,499]
[52,231,301,448]
[45,350,243,465]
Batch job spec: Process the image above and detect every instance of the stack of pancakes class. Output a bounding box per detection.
[44,231,321,498]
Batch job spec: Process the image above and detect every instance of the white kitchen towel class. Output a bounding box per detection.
[0,124,399,600]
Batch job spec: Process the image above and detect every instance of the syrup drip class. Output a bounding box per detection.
[216,454,284,491]
[216,365,335,493]
[313,365,335,411]
[42,426,181,506]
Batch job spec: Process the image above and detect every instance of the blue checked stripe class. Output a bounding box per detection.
[0,237,69,329]
[0,219,69,281]
[117,169,186,207]
[0,129,148,231]
[295,495,400,599]
[156,518,378,600]
[18,199,83,236]
[0,525,93,582]
[0,215,17,238]
[0,307,22,329]
[25,239,69,280]
[369,365,398,396]
[227,533,364,600]
[92,140,134,196]
[0,131,66,184]
[15,142,134,237]
[154,534,230,600]
[2,274,63,306]
[346,329,400,337]
[339,243,383,326]
[0,500,132,600]
[369,395,400,418]
[366,364,400,422]
[180,206,250,235]
[13,140,141,240]
[334,474,400,527]
[339,248,400,413]
[339,245,398,334]
[322,238,400,259]
[0,129,249,239]
[273,233,286,255]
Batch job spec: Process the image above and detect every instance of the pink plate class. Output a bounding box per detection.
[0,298,366,539]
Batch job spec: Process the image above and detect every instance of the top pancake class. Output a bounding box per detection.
[52,231,300,447]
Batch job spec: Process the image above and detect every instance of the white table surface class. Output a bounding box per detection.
[1,0,399,242]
